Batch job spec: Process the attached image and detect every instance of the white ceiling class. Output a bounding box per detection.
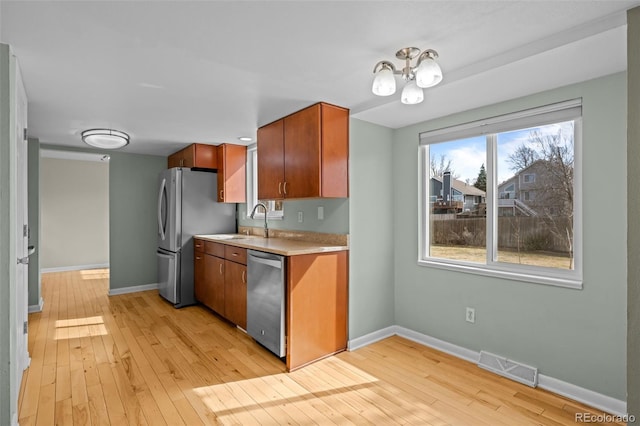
[1,1,638,156]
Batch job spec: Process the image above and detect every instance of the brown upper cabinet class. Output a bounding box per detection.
[217,143,247,203]
[257,102,349,199]
[168,143,218,169]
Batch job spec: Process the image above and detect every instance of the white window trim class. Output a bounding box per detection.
[417,99,583,289]
[246,145,284,220]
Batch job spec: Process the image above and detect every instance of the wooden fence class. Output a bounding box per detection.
[430,216,572,253]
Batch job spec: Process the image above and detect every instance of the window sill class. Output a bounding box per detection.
[417,258,582,289]
[246,214,284,221]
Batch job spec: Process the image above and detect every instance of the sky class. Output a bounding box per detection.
[428,121,574,185]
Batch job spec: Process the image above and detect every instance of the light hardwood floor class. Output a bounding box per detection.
[18,269,623,425]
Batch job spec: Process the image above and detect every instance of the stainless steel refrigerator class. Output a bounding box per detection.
[156,168,236,307]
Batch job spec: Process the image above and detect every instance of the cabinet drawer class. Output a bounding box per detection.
[194,239,205,253]
[205,241,225,257]
[224,246,247,265]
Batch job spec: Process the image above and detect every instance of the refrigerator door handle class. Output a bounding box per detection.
[157,249,173,259]
[158,177,167,241]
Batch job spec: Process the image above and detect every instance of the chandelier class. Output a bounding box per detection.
[372,47,443,105]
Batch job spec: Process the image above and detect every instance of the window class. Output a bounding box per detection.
[500,184,515,199]
[246,145,284,219]
[419,99,582,288]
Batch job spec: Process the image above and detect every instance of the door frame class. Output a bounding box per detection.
[14,58,30,377]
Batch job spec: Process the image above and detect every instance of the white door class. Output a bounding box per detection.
[14,62,30,376]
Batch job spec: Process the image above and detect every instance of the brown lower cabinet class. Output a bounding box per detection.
[286,251,348,371]
[207,255,225,314]
[194,239,246,329]
[195,239,348,371]
[224,260,247,330]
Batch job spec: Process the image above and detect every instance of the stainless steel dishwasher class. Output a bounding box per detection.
[247,250,286,357]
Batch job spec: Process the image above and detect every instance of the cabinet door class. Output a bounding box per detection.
[168,150,183,168]
[182,145,196,168]
[193,144,218,169]
[284,104,321,198]
[206,255,225,315]
[224,260,247,329]
[257,119,285,200]
[194,251,206,304]
[217,144,247,203]
[286,251,348,371]
[319,104,349,198]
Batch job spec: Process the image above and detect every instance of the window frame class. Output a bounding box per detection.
[246,145,284,220]
[417,99,583,289]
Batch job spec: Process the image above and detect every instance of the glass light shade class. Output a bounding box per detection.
[81,129,129,149]
[415,58,443,88]
[372,67,396,96]
[401,81,424,104]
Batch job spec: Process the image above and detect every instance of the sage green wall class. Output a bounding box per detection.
[41,145,166,290]
[628,5,640,417]
[28,137,40,308]
[0,42,14,426]
[109,152,165,289]
[347,119,395,338]
[237,197,349,234]
[392,73,627,399]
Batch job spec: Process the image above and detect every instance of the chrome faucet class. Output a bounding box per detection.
[250,202,269,238]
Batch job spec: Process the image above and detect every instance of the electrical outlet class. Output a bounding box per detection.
[298,211,303,223]
[466,307,476,323]
[318,206,324,220]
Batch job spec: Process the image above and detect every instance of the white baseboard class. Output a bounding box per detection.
[109,283,158,296]
[538,374,627,417]
[348,326,397,351]
[348,326,626,416]
[28,297,44,313]
[395,326,480,364]
[42,263,109,273]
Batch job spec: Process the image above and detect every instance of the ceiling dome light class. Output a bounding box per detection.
[81,129,129,149]
[401,80,424,105]
[371,47,442,103]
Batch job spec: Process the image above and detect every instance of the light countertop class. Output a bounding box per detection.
[194,234,349,256]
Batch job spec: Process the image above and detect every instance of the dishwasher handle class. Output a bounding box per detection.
[248,251,284,269]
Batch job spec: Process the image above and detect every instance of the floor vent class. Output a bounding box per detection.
[478,351,538,387]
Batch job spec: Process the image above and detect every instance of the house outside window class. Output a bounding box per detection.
[418,99,582,288]
[500,184,515,199]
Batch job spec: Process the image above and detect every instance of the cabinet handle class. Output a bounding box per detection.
[278,182,282,195]
[283,181,288,195]
[195,256,202,260]
[219,264,223,274]
[231,252,238,257]
[242,271,245,284]
[219,189,224,201]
